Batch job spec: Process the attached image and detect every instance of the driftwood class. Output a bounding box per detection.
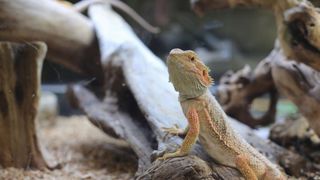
[0,42,49,169]
[217,60,278,128]
[0,0,102,81]
[192,0,320,72]
[272,48,320,135]
[67,4,309,179]
[192,0,320,137]
[217,43,320,136]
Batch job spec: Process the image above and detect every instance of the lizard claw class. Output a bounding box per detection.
[162,124,183,136]
[157,149,187,161]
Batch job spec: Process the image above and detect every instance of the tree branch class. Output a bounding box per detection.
[0,0,103,82]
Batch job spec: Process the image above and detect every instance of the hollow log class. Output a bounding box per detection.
[68,4,309,179]
[0,42,49,169]
[0,0,103,82]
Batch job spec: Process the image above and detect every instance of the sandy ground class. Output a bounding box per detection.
[0,116,137,180]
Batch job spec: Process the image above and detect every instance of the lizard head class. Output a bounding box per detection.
[167,48,213,98]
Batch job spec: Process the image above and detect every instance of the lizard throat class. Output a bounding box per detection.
[177,85,208,101]
[169,69,208,99]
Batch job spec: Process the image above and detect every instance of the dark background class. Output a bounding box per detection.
[43,0,277,83]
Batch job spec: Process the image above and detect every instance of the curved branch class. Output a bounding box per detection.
[0,0,102,80]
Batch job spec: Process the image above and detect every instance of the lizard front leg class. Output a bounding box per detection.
[159,107,200,160]
[235,155,258,180]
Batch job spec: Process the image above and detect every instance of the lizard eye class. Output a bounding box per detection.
[190,56,195,62]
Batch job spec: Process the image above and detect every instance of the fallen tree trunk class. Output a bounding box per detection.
[0,42,49,169]
[68,4,309,179]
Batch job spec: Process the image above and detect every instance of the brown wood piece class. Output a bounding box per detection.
[0,42,49,169]
[217,50,278,128]
[272,48,320,137]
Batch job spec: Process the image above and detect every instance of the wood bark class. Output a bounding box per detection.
[0,42,49,169]
[0,0,103,83]
[67,5,310,179]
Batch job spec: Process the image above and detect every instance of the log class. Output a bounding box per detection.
[68,4,307,179]
[0,42,49,169]
[0,0,103,82]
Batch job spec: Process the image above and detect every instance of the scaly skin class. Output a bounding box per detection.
[159,49,286,180]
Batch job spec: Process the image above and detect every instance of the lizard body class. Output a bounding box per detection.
[160,48,286,180]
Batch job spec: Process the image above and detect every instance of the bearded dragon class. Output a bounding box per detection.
[160,48,286,180]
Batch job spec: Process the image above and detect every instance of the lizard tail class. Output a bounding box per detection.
[74,0,160,34]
